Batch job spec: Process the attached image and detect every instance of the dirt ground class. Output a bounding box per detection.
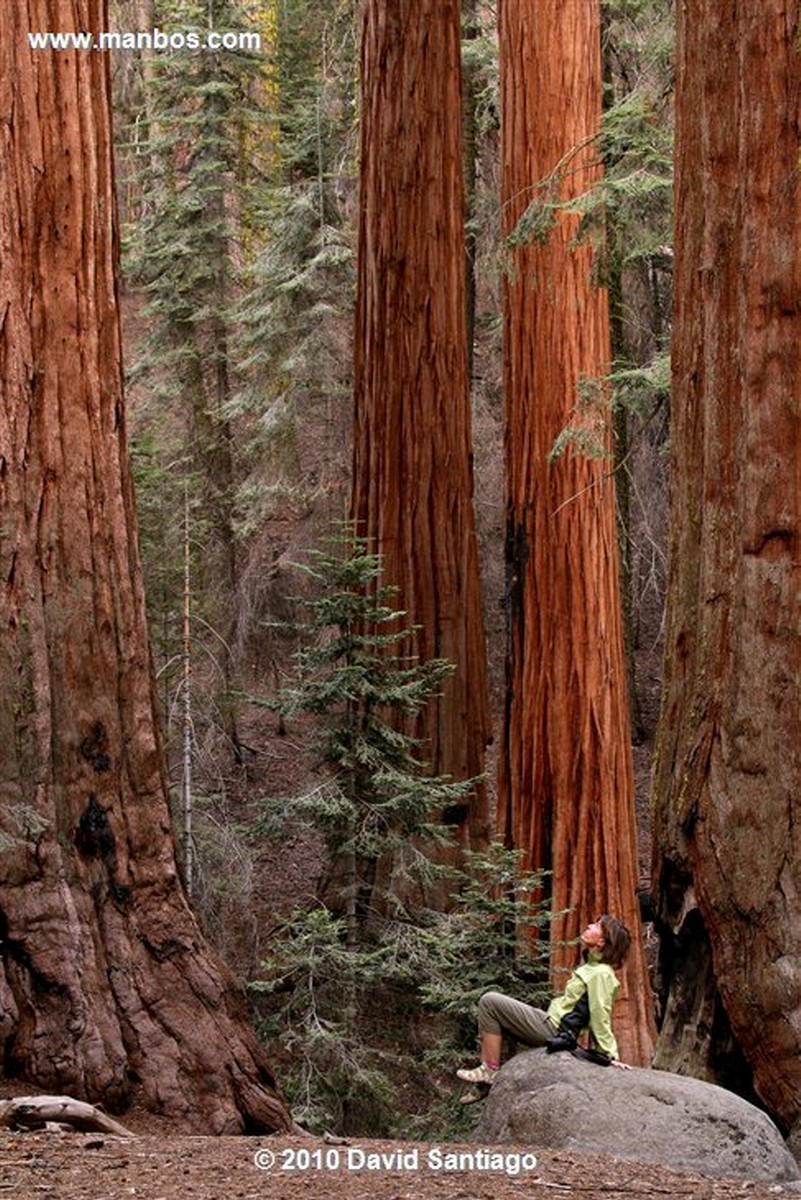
[2,1090,799,1200]
[3,1130,799,1200]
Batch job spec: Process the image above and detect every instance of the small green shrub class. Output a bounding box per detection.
[246,536,557,1137]
[250,845,554,1138]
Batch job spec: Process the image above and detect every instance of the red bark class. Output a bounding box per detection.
[653,0,801,1131]
[0,0,291,1133]
[351,0,489,846]
[497,0,655,1065]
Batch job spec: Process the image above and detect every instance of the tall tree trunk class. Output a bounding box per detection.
[0,0,290,1133]
[497,0,655,1065]
[351,0,489,847]
[653,0,801,1133]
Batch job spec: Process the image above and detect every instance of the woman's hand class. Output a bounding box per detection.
[612,1059,632,1070]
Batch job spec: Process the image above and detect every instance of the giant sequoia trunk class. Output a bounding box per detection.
[0,0,291,1133]
[653,1,801,1132]
[497,0,655,1065]
[351,0,490,848]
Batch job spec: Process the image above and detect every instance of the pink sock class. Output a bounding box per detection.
[484,1060,499,1070]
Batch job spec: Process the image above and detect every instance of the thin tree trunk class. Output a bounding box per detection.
[497,0,655,1065]
[0,0,290,1133]
[182,488,193,896]
[601,19,644,748]
[653,0,801,1133]
[351,0,490,847]
[462,0,480,380]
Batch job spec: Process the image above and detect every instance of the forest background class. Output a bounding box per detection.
[4,0,799,1154]
[114,0,672,1136]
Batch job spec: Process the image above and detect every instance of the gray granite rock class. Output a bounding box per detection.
[473,1048,799,1183]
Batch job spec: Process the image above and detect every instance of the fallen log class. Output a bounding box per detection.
[0,1095,134,1137]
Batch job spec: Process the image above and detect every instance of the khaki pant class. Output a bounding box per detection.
[477,991,556,1046]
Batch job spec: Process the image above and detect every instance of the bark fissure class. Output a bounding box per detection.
[653,0,801,1131]
[0,1,290,1133]
[351,0,489,848]
[497,0,655,1064]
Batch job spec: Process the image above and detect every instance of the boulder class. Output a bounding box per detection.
[474,1048,799,1183]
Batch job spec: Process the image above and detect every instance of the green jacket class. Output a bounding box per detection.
[546,952,621,1059]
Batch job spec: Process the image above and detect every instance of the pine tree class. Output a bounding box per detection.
[250,537,475,939]
[231,0,357,534]
[250,844,552,1138]
[125,0,266,757]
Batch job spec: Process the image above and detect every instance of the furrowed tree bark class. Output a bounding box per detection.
[497,0,655,1065]
[653,0,801,1132]
[0,0,291,1134]
[351,0,489,847]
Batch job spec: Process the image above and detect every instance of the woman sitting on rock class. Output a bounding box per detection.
[457,915,632,1091]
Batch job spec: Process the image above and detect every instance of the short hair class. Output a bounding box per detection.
[598,915,631,969]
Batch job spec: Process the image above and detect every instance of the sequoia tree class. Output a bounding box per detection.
[351,0,489,846]
[0,0,291,1133]
[652,1,801,1131]
[497,0,655,1064]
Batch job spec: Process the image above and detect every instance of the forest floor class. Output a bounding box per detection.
[2,1081,798,1200]
[3,1126,798,1200]
[0,494,725,1200]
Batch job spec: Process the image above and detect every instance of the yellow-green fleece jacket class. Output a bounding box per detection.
[546,952,621,1059]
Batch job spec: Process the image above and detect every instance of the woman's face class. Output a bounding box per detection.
[581,919,605,951]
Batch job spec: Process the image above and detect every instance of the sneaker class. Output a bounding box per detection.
[456,1062,498,1085]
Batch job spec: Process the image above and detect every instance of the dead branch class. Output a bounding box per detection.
[0,1095,134,1137]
